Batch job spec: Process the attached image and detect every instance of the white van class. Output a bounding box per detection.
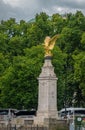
[59,107,85,119]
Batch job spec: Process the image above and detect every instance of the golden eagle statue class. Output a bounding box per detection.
[44,34,59,57]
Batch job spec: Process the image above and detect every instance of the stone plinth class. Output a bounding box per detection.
[34,58,58,125]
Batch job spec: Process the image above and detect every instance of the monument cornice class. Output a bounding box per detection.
[38,77,58,80]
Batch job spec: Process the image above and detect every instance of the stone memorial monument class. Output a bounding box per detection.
[34,35,59,125]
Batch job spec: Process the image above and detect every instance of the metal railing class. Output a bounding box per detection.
[0,125,48,130]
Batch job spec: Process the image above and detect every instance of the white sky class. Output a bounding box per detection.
[0,0,85,21]
[3,0,20,7]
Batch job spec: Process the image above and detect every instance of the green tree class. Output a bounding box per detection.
[0,45,44,109]
[8,36,25,56]
[73,52,85,107]
[52,13,66,34]
[81,32,85,50]
[0,33,8,54]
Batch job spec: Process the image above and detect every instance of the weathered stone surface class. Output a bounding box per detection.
[34,59,58,125]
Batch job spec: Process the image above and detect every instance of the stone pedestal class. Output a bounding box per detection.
[34,57,58,125]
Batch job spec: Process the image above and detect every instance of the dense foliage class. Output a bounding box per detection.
[0,11,85,110]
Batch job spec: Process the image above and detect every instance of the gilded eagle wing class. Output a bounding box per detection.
[48,34,59,50]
